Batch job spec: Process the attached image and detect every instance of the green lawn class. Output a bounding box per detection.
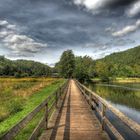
[0,79,65,139]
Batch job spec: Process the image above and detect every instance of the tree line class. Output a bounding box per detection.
[0,56,51,77]
[55,46,140,82]
[0,45,139,80]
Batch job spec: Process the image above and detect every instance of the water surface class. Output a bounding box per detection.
[85,82,140,124]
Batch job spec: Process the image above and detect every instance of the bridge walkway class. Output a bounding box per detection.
[40,80,109,140]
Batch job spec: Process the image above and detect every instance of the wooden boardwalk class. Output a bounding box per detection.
[40,80,109,140]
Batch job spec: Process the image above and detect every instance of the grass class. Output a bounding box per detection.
[92,77,140,83]
[0,78,55,122]
[114,77,140,83]
[14,109,44,140]
[0,78,65,139]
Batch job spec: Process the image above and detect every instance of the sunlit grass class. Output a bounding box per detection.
[0,78,65,138]
[0,78,55,122]
[114,77,140,83]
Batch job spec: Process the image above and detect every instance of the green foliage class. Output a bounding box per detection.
[14,72,21,78]
[56,50,75,78]
[95,46,140,78]
[74,56,95,82]
[0,57,51,77]
[0,79,65,137]
[0,46,140,80]
[10,98,24,114]
[55,51,95,81]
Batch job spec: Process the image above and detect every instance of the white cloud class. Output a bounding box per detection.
[112,19,140,37]
[0,20,8,26]
[0,20,47,57]
[127,1,140,17]
[73,0,111,13]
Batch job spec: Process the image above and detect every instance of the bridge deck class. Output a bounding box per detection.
[40,80,109,140]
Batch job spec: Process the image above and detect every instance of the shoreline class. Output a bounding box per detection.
[113,78,140,83]
[92,78,140,83]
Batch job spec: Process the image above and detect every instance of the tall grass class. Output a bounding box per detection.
[0,78,65,138]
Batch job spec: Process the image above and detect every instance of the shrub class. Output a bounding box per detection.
[14,72,21,78]
[20,73,29,77]
[101,76,110,83]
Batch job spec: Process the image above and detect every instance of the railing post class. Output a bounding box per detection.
[89,93,92,106]
[59,87,62,97]
[82,87,84,95]
[101,104,106,131]
[55,91,58,108]
[83,88,86,95]
[45,103,48,129]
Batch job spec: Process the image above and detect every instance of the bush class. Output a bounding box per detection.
[20,73,29,77]
[100,76,110,83]
[14,72,21,78]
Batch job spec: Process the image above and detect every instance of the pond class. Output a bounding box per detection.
[85,82,140,124]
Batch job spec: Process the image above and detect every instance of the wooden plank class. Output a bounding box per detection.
[104,118,125,140]
[48,100,56,113]
[29,81,70,140]
[76,80,140,136]
[39,80,110,140]
[91,102,124,140]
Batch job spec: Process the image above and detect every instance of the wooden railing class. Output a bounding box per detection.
[1,80,69,140]
[75,80,140,140]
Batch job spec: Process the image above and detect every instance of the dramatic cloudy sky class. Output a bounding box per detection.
[0,0,140,64]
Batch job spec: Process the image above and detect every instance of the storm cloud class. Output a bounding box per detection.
[73,0,138,15]
[0,0,140,63]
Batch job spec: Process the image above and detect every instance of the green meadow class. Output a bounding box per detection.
[0,78,65,139]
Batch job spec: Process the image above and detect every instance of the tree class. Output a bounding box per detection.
[58,50,75,78]
[74,56,94,82]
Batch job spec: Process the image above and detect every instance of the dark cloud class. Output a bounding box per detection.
[0,0,140,63]
[106,0,137,8]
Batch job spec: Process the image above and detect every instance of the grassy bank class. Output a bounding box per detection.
[0,78,65,139]
[92,77,140,83]
[113,78,140,83]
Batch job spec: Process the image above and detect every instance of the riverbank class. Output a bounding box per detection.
[113,78,140,83]
[92,78,140,83]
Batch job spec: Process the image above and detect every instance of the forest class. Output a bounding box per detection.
[0,45,140,81]
[55,46,140,82]
[0,56,51,77]
[95,46,140,78]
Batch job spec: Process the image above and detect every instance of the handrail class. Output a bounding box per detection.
[75,80,140,139]
[1,80,69,140]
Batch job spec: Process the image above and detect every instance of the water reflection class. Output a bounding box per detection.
[85,82,140,124]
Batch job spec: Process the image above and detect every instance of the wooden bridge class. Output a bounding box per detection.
[40,80,109,140]
[1,80,140,140]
